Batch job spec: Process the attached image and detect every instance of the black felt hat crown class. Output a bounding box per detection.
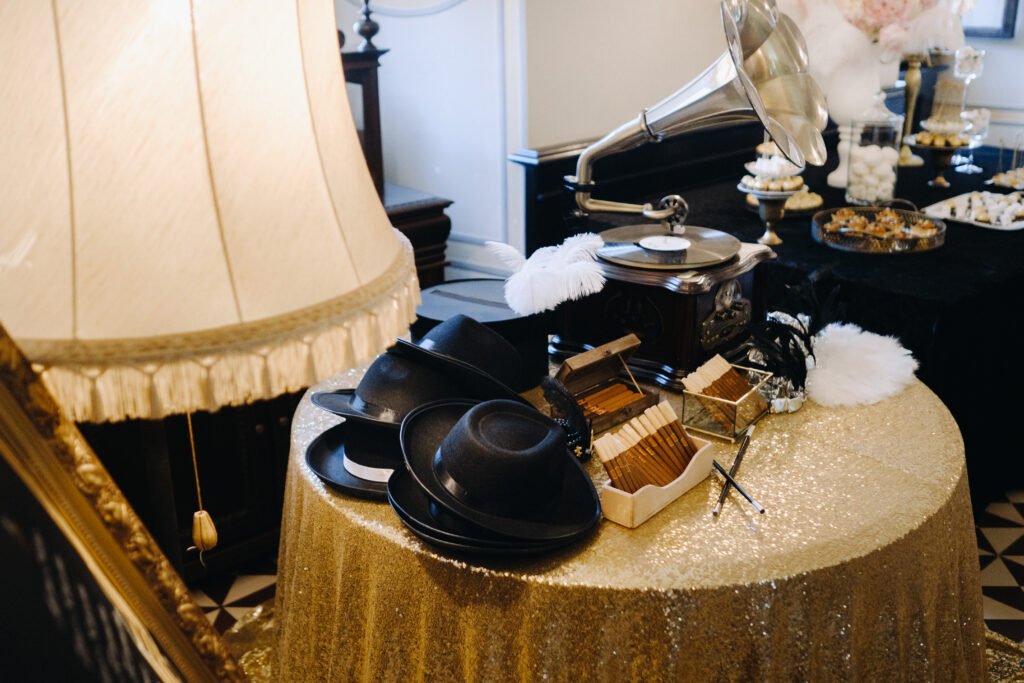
[401,399,601,541]
[438,400,565,514]
[393,314,528,397]
[311,352,471,429]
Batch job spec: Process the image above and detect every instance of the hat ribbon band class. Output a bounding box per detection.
[342,454,393,483]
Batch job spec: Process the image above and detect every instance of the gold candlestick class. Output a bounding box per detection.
[899,54,925,167]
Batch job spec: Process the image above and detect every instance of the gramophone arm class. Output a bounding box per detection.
[565,115,684,224]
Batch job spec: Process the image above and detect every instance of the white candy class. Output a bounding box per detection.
[860,145,883,166]
[848,144,898,202]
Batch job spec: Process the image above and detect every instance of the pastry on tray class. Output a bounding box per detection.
[740,174,804,192]
[822,208,938,240]
[928,191,1024,227]
[746,190,823,212]
[913,131,969,148]
[991,168,1024,190]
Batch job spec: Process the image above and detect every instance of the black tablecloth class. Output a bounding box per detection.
[619,146,1021,505]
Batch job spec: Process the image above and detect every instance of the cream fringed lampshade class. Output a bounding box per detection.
[0,0,419,423]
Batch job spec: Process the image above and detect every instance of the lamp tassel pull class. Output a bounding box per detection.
[186,411,217,565]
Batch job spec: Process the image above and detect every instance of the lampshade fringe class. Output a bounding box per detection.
[36,246,420,423]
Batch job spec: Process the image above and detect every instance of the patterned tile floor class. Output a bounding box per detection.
[190,495,1024,640]
[977,491,1024,643]
[189,556,277,634]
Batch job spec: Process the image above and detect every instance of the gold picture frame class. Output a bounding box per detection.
[0,323,243,682]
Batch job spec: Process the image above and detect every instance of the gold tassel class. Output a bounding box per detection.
[192,510,218,552]
[185,411,218,564]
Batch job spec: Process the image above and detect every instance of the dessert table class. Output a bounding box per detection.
[273,370,985,681]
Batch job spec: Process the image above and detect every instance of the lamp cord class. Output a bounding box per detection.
[343,0,468,18]
[186,412,204,510]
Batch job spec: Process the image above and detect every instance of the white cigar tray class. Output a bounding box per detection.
[600,434,713,528]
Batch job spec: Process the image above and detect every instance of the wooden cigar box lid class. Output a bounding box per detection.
[555,334,644,396]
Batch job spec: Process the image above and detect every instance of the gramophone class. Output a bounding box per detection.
[554,0,828,388]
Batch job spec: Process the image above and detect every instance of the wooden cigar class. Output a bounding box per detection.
[583,384,628,403]
[608,434,644,492]
[630,420,682,480]
[596,435,638,493]
[656,402,696,457]
[644,405,691,469]
[601,390,641,412]
[636,415,685,476]
[620,425,675,485]
[595,437,633,492]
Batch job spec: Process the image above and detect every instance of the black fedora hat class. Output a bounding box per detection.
[306,421,403,500]
[401,399,600,542]
[387,470,566,556]
[393,314,530,399]
[311,352,472,429]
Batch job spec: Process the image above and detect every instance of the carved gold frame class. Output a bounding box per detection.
[0,323,243,682]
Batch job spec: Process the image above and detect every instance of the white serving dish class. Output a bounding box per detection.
[599,434,713,528]
[923,192,1024,231]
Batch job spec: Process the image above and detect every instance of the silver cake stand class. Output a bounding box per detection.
[738,182,807,246]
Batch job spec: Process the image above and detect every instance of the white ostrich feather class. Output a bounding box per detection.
[486,234,606,315]
[806,323,918,407]
[486,241,526,272]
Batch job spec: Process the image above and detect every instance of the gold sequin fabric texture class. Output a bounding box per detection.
[274,375,986,681]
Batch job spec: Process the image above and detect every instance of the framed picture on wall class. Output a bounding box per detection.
[963,0,1019,38]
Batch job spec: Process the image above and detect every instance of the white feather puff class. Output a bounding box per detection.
[806,323,918,407]
[485,234,606,315]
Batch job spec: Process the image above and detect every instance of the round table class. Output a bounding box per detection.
[273,373,986,681]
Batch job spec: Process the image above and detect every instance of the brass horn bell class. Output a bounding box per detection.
[568,0,828,224]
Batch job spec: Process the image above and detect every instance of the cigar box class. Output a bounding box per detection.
[600,434,712,528]
[555,334,659,434]
[682,365,771,442]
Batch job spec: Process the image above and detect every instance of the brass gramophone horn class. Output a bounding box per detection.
[567,0,827,224]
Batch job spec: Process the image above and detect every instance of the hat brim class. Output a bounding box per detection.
[310,389,401,429]
[306,423,389,500]
[392,340,528,405]
[400,400,601,542]
[388,470,567,555]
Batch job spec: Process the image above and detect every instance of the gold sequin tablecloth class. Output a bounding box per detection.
[274,374,986,681]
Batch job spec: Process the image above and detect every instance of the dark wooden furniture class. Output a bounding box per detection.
[340,38,451,288]
[340,40,387,197]
[384,183,451,288]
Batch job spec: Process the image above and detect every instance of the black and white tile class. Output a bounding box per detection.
[978,491,1024,643]
[189,556,278,634]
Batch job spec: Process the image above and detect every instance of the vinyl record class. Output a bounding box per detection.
[598,225,742,270]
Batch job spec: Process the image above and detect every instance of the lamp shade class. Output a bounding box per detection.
[0,0,419,422]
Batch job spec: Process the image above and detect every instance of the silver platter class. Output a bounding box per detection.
[598,224,742,270]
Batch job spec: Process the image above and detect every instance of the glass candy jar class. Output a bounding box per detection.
[846,92,904,205]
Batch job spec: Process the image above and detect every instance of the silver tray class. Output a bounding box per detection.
[810,207,946,254]
[923,192,1024,231]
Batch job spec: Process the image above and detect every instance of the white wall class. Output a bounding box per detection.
[965,7,1024,144]
[335,0,512,278]
[521,0,725,149]
[332,1,744,277]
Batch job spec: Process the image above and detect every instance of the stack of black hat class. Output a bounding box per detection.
[391,398,600,555]
[307,314,527,499]
[306,314,600,555]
